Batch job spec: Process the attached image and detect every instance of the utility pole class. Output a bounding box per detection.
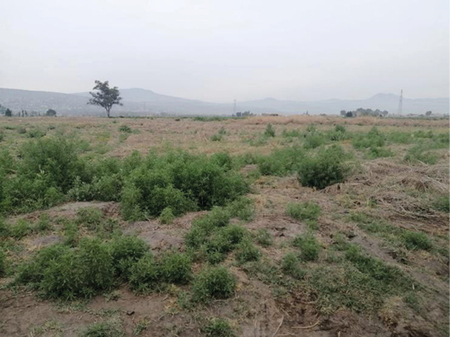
[398,89,403,116]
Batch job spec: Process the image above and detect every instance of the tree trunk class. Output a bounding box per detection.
[106,108,111,118]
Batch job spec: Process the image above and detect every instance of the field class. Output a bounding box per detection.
[0,115,449,337]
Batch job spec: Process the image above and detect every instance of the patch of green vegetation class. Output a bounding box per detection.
[27,128,47,138]
[118,125,132,133]
[192,266,236,303]
[352,127,385,149]
[10,219,31,239]
[404,145,438,165]
[129,253,158,292]
[292,234,321,261]
[79,320,124,337]
[202,318,236,337]
[254,229,273,247]
[133,319,150,336]
[298,145,349,189]
[286,202,321,221]
[110,235,149,278]
[264,124,276,137]
[257,145,305,176]
[235,239,261,264]
[366,146,395,159]
[35,213,52,232]
[0,249,6,276]
[433,194,449,213]
[159,251,191,284]
[281,252,305,279]
[159,207,175,224]
[402,231,432,251]
[76,207,104,230]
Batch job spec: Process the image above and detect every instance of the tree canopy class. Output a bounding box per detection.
[88,80,123,118]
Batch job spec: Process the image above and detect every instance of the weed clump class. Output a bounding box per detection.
[76,207,104,230]
[79,320,124,337]
[192,266,236,302]
[281,252,305,279]
[257,146,304,176]
[109,235,149,277]
[129,253,158,292]
[235,239,261,264]
[254,229,273,247]
[159,251,191,284]
[286,202,321,221]
[402,231,432,251]
[202,318,236,337]
[292,234,320,261]
[298,145,348,189]
[264,124,276,137]
[119,124,132,133]
[159,207,175,224]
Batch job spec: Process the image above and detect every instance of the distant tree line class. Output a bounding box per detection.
[340,108,388,118]
[0,107,57,117]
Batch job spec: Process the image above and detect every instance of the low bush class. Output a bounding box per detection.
[159,251,191,284]
[192,266,237,302]
[352,127,385,149]
[433,195,449,213]
[76,207,104,230]
[404,145,438,165]
[35,213,52,232]
[202,318,236,337]
[159,207,175,224]
[264,124,276,137]
[0,250,6,276]
[128,253,159,292]
[286,202,321,221]
[27,128,46,138]
[109,235,149,277]
[402,231,432,251]
[254,229,273,247]
[118,124,132,133]
[298,145,349,189]
[366,146,394,159]
[10,219,31,239]
[281,252,305,279]
[292,234,320,261]
[257,146,305,176]
[235,239,261,264]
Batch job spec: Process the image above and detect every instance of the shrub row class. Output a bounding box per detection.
[0,137,249,218]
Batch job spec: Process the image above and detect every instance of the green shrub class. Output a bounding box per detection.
[264,124,276,137]
[159,251,191,284]
[367,146,394,159]
[10,219,31,239]
[79,320,124,337]
[0,133,4,142]
[286,202,321,221]
[235,239,260,264]
[254,229,272,247]
[344,245,410,289]
[159,207,175,224]
[203,225,247,264]
[0,250,6,276]
[129,253,159,292]
[192,266,237,302]
[433,195,449,213]
[76,207,104,230]
[404,145,438,165]
[35,213,52,232]
[202,318,235,337]
[303,132,325,149]
[109,236,149,277]
[211,133,223,141]
[402,231,432,251]
[118,125,132,133]
[226,197,254,221]
[281,252,305,279]
[18,127,27,134]
[63,220,79,246]
[298,145,348,189]
[292,234,320,261]
[257,146,304,176]
[27,128,46,138]
[352,127,385,149]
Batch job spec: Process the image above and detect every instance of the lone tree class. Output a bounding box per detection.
[88,80,123,118]
[5,109,12,117]
[45,109,57,117]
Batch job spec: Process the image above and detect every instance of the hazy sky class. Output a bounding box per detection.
[1,0,448,102]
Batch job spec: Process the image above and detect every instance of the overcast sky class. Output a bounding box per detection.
[1,0,448,102]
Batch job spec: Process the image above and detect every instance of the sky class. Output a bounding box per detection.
[0,0,448,102]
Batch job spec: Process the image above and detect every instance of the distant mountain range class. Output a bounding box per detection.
[0,88,448,116]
